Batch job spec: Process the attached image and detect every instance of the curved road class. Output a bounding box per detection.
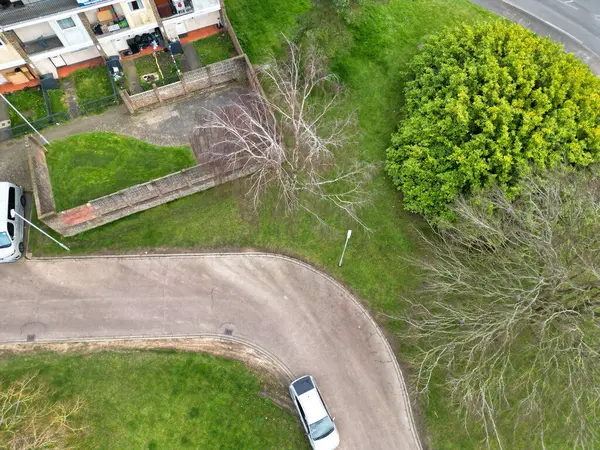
[471,0,600,74]
[0,253,421,450]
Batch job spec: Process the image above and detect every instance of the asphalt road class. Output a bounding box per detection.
[0,253,422,450]
[471,0,600,73]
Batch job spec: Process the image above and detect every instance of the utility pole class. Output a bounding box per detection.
[10,209,70,252]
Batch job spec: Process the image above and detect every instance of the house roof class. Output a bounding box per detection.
[0,0,80,27]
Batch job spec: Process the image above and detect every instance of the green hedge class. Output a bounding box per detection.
[386,21,600,218]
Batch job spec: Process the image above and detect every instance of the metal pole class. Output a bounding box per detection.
[1,93,49,145]
[10,209,70,252]
[338,229,352,267]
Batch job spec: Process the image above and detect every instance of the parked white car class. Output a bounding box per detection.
[0,182,25,263]
[289,375,340,450]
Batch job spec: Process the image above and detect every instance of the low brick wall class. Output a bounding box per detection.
[28,136,56,219]
[28,136,254,237]
[120,56,248,113]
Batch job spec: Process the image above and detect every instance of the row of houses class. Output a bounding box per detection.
[0,0,223,91]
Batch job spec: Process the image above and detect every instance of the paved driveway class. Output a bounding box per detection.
[0,253,421,450]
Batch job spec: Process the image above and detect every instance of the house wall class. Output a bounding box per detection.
[61,45,101,64]
[0,39,25,69]
[97,21,159,55]
[15,22,56,42]
[48,15,93,48]
[34,58,58,77]
[163,9,219,40]
[121,0,157,28]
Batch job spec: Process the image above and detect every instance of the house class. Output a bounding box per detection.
[0,0,223,91]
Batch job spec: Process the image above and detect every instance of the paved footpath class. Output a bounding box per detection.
[0,253,422,450]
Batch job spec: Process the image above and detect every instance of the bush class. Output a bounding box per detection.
[386,21,600,218]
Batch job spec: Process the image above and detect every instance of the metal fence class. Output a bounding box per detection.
[1,93,120,141]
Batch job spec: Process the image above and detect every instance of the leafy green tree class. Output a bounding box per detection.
[386,21,600,218]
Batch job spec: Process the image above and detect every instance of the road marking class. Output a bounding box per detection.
[503,0,583,43]
[595,15,600,22]
[557,0,578,10]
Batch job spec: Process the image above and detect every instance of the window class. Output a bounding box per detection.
[6,223,13,239]
[0,232,10,249]
[57,17,76,29]
[128,0,144,11]
[7,187,14,220]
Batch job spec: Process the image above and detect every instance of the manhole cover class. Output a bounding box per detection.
[27,334,35,342]
[224,328,233,336]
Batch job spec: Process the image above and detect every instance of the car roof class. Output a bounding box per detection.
[298,389,328,424]
[292,375,314,396]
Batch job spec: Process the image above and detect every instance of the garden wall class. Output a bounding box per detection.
[28,136,254,237]
[120,56,248,113]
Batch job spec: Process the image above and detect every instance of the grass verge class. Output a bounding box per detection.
[26,0,560,447]
[0,350,306,449]
[69,65,114,106]
[192,32,237,65]
[45,132,196,211]
[5,88,47,126]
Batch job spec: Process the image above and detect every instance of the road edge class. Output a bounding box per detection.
[19,251,425,450]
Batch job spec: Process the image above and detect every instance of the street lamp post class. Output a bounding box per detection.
[10,209,69,252]
[338,229,352,267]
[1,93,49,145]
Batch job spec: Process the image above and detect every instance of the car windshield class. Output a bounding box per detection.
[309,415,335,441]
[0,231,11,249]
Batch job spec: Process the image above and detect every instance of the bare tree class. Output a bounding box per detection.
[193,39,373,229]
[398,170,600,449]
[0,375,83,449]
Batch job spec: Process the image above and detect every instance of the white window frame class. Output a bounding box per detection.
[56,17,76,29]
[127,0,145,12]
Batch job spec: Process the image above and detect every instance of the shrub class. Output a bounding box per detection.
[386,21,600,218]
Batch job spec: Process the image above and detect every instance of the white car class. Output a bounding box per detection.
[0,182,25,263]
[289,375,340,450]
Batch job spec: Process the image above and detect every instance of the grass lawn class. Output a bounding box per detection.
[45,132,196,211]
[0,350,306,449]
[135,53,160,82]
[5,88,48,126]
[192,32,237,66]
[27,0,572,447]
[46,88,68,117]
[68,65,114,105]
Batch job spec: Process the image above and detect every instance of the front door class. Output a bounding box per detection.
[51,55,66,68]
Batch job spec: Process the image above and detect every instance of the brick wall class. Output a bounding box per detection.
[121,56,248,113]
[28,136,255,237]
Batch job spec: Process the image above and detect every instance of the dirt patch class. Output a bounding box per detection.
[0,337,295,409]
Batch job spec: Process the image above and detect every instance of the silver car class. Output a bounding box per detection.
[0,182,25,263]
[289,375,340,450]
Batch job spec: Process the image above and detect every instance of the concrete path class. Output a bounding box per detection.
[470,0,600,74]
[0,85,249,190]
[181,43,201,71]
[122,58,142,94]
[60,78,80,119]
[0,253,422,450]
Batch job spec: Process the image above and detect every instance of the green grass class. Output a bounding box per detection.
[45,132,196,211]
[69,65,114,105]
[5,88,47,126]
[26,0,561,447]
[193,32,237,65]
[47,88,68,117]
[0,350,307,449]
[226,0,310,60]
[135,53,160,81]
